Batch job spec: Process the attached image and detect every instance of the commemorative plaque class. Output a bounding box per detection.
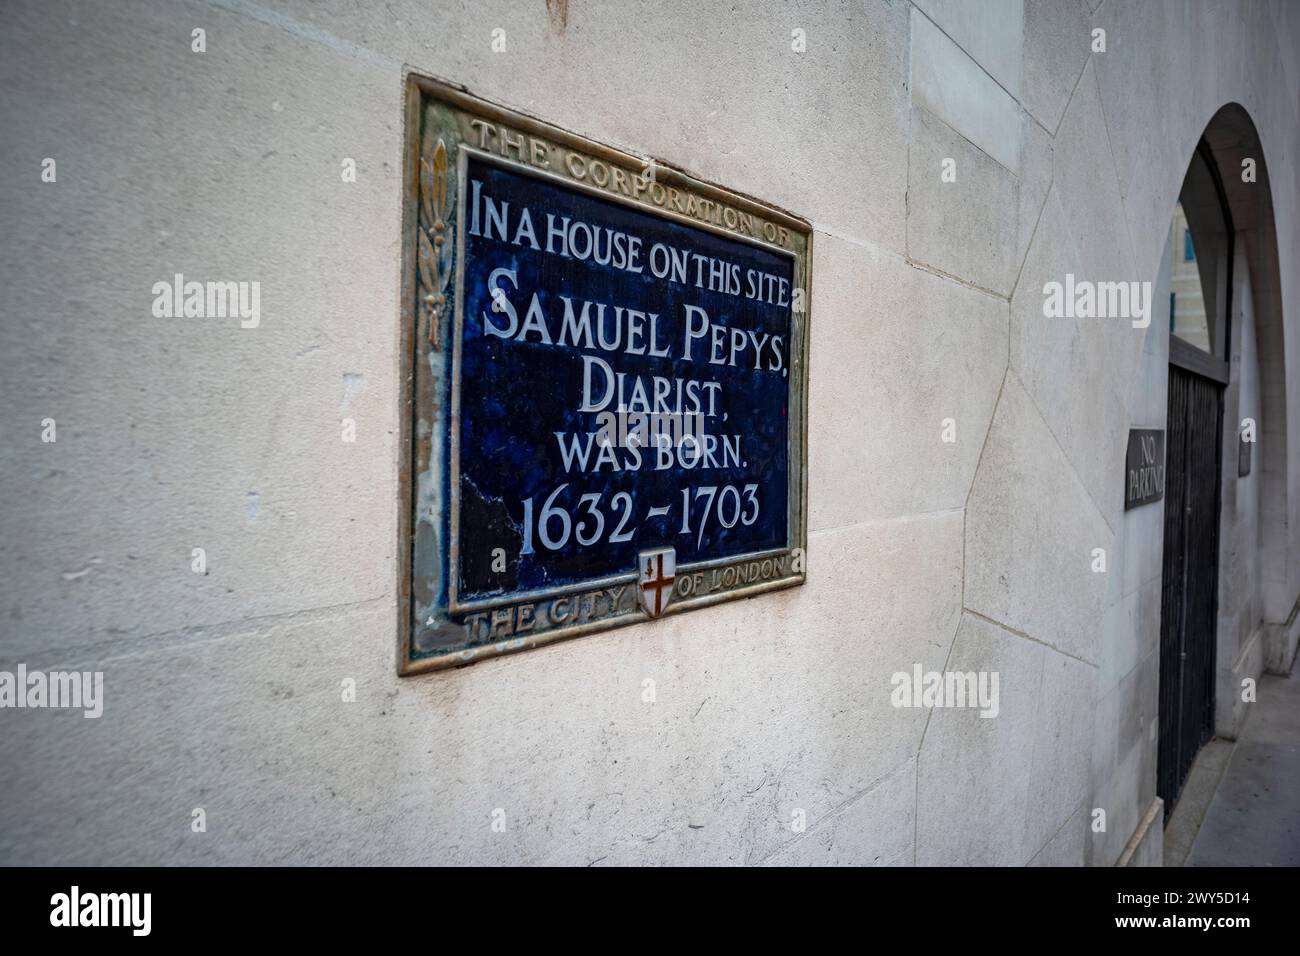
[399,76,811,673]
[1124,428,1166,511]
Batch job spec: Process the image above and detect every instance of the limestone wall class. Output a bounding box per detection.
[1,0,1297,865]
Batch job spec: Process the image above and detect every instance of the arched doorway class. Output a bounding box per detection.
[1158,140,1231,816]
[1157,104,1290,819]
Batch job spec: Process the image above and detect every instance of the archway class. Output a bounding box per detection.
[1155,102,1290,819]
[1199,104,1293,677]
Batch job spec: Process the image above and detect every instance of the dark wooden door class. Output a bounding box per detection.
[1158,364,1222,818]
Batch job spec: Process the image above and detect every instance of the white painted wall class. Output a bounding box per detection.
[1,0,1297,865]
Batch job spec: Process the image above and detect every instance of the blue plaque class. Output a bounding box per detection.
[401,78,811,673]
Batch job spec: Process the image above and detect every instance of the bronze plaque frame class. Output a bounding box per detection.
[398,73,812,675]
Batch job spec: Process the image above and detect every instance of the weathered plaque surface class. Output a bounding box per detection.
[1124,428,1166,510]
[399,76,810,674]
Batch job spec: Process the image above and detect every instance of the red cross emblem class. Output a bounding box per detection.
[638,547,676,618]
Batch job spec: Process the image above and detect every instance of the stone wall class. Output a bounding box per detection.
[1,0,1297,865]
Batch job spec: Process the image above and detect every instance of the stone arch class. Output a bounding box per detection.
[1197,103,1294,670]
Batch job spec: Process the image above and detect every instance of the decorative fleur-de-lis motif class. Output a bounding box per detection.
[417,137,452,348]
